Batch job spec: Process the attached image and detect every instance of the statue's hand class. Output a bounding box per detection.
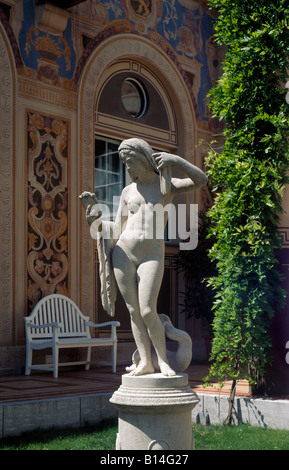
[86,204,102,226]
[153,152,178,170]
[79,191,98,210]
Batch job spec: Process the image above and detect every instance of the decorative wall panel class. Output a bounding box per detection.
[26,111,70,313]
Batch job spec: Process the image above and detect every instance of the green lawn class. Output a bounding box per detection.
[0,420,117,451]
[1,421,289,450]
[192,423,289,450]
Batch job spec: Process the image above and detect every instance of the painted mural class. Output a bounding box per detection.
[18,0,216,122]
[26,112,70,313]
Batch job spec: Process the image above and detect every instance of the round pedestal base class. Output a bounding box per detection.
[110,373,199,451]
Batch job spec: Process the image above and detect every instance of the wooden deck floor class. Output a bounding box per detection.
[0,363,251,405]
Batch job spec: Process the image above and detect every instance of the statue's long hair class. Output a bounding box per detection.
[118,138,171,195]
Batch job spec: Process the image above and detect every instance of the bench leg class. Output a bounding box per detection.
[112,342,117,373]
[85,346,91,371]
[25,346,32,376]
[52,345,59,378]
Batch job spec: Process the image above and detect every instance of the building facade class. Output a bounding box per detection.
[0,0,288,393]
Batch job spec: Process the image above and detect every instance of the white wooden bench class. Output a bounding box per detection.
[24,294,120,378]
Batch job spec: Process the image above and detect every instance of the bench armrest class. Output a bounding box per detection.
[25,321,62,343]
[86,320,120,341]
[86,321,120,328]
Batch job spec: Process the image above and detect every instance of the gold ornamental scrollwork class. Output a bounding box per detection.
[25,27,71,71]
[26,111,69,312]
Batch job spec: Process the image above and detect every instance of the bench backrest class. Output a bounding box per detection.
[25,294,90,339]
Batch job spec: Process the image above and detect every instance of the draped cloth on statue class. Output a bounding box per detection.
[90,221,117,317]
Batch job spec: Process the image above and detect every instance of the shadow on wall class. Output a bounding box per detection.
[236,398,267,427]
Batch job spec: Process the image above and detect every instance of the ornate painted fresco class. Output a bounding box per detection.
[26,112,69,313]
[18,0,76,89]
[25,27,72,86]
[71,0,215,120]
[17,0,215,121]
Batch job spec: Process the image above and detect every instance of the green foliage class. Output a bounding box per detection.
[205,0,289,387]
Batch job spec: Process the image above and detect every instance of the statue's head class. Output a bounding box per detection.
[118,138,159,175]
[118,138,171,195]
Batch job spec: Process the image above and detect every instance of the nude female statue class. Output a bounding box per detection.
[80,138,207,377]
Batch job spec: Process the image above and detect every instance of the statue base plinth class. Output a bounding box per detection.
[110,372,199,450]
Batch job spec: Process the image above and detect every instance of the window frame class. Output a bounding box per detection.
[94,136,125,221]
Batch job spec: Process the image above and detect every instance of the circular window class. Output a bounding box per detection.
[121,78,147,118]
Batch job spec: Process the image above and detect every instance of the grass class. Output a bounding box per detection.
[0,420,117,451]
[192,423,289,450]
[1,421,289,450]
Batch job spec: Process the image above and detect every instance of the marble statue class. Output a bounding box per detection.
[80,138,207,377]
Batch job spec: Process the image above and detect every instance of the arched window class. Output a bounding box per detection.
[95,59,177,148]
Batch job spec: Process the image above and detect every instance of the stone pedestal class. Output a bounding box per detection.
[110,373,199,450]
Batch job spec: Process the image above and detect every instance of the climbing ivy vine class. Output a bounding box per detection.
[205,0,289,422]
